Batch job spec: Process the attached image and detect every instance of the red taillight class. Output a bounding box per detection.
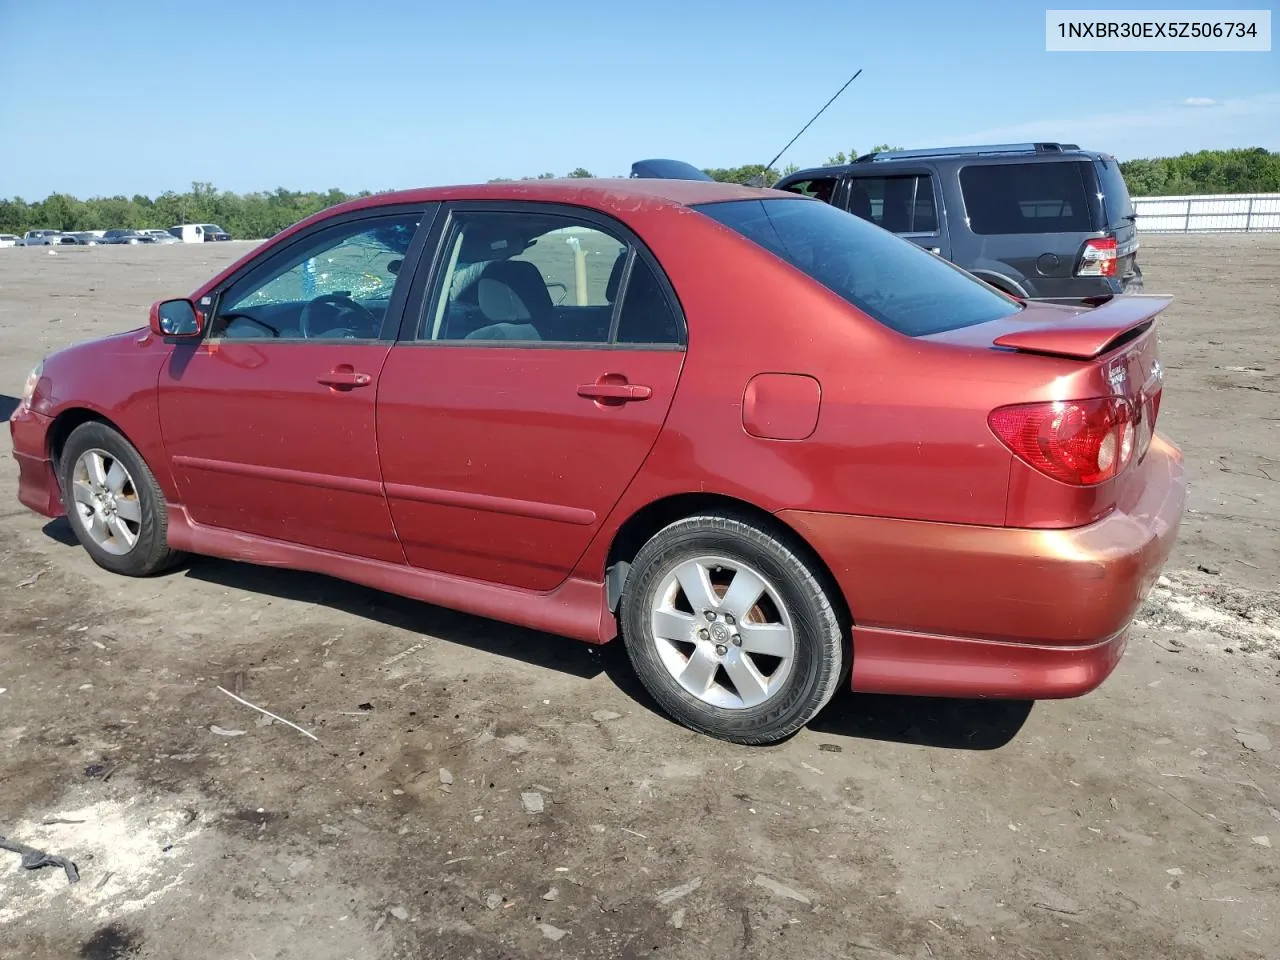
[989,397,1135,486]
[1077,236,1117,277]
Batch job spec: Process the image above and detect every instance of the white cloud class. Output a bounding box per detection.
[937,92,1280,158]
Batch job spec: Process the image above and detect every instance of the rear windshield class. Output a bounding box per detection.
[694,197,1020,336]
[1094,156,1134,225]
[959,160,1095,235]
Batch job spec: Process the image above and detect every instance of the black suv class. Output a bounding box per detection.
[772,142,1142,304]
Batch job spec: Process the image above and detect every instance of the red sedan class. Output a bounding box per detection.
[9,178,1185,744]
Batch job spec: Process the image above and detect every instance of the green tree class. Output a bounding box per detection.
[567,168,594,178]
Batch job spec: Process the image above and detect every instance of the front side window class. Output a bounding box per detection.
[695,197,1020,337]
[210,212,421,341]
[959,161,1094,234]
[845,175,938,234]
[423,211,627,344]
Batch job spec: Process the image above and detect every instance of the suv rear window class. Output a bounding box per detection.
[694,197,1020,337]
[1094,156,1134,225]
[959,161,1095,235]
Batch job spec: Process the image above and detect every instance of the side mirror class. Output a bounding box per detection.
[149,298,204,338]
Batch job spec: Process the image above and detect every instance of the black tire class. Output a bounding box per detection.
[620,512,845,745]
[58,421,183,577]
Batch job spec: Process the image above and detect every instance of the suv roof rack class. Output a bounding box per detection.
[855,142,1081,163]
[629,159,715,181]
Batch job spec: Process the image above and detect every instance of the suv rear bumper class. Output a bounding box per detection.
[777,433,1185,699]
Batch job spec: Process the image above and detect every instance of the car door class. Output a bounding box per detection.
[157,204,436,563]
[841,168,951,261]
[377,202,687,591]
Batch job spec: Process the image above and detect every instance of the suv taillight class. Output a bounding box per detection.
[989,397,1135,486]
[1077,236,1117,277]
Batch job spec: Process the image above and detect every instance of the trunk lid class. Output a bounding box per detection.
[925,294,1169,466]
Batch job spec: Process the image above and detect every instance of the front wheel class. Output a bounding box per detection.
[58,421,183,577]
[620,513,845,745]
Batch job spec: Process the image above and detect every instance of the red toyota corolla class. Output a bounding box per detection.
[9,178,1185,744]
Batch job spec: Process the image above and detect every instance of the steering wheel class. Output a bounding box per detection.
[299,293,377,340]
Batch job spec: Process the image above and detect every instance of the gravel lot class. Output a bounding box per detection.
[1,237,1277,960]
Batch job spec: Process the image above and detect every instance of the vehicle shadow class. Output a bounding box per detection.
[0,394,20,420]
[39,518,1033,750]
[808,690,1033,750]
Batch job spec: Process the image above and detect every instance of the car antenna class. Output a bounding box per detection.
[745,68,863,188]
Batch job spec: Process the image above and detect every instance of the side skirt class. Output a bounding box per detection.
[165,506,618,644]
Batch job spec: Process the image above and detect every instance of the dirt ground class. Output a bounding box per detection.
[1,237,1277,960]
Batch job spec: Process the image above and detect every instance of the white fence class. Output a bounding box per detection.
[1133,193,1280,233]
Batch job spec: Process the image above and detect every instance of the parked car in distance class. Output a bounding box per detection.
[773,142,1142,305]
[167,223,231,243]
[0,234,18,247]
[19,229,75,246]
[65,232,103,245]
[139,229,181,244]
[10,177,1185,744]
[101,229,156,245]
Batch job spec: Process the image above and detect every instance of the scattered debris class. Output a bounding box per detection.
[383,642,425,666]
[1167,867,1184,876]
[620,827,647,839]
[485,893,503,910]
[0,834,80,884]
[542,886,559,901]
[216,686,318,741]
[388,906,409,921]
[1197,563,1221,576]
[357,702,374,712]
[1234,729,1273,753]
[538,922,568,942]
[591,709,622,723]
[818,743,843,754]
[84,762,114,781]
[1033,901,1080,916]
[753,875,811,905]
[670,907,686,929]
[656,877,702,906]
[1268,807,1280,824]
[209,725,246,737]
[16,571,44,587]
[1252,836,1272,848]
[40,818,86,826]
[521,792,545,814]
[800,762,825,776]
[439,768,454,785]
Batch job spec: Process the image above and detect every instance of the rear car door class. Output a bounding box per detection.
[377,202,686,591]
[840,168,950,260]
[157,205,436,562]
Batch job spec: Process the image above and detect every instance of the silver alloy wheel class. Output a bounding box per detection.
[71,448,141,556]
[650,555,796,710]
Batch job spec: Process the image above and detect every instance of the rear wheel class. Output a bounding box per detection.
[620,513,845,745]
[58,422,182,577]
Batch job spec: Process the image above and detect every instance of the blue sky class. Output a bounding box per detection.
[1,0,1276,199]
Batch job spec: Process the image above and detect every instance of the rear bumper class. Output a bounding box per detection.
[9,406,62,518]
[778,433,1185,699]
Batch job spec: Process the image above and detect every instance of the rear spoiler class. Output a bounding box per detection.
[993,295,1173,360]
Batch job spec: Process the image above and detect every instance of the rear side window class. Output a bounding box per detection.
[845,175,938,234]
[1094,157,1134,225]
[694,197,1020,337]
[960,161,1094,234]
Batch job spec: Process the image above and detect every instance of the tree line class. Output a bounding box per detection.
[2,148,1275,239]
